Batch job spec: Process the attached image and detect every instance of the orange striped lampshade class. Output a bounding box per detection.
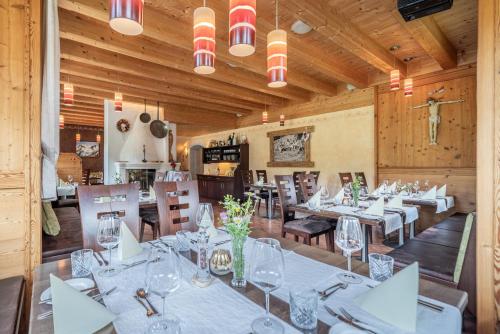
[59,115,65,129]
[390,70,400,91]
[267,29,287,88]
[279,114,285,126]
[404,78,413,97]
[63,83,74,106]
[229,0,256,57]
[193,6,216,75]
[114,92,123,112]
[109,0,144,36]
[262,111,268,124]
[75,132,81,142]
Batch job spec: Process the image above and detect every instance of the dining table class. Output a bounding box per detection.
[249,183,278,219]
[29,229,467,334]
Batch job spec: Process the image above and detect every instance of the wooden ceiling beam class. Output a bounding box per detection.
[59,96,104,107]
[58,8,312,102]
[59,42,283,106]
[282,0,407,76]
[392,12,457,70]
[58,0,337,96]
[65,86,251,116]
[60,104,103,113]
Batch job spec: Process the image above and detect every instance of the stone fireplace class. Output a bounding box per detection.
[114,162,168,190]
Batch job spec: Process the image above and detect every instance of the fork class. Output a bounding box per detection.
[320,283,347,301]
[93,252,103,266]
[324,305,377,334]
[339,307,379,334]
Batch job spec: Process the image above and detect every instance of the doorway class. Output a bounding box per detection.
[189,145,204,180]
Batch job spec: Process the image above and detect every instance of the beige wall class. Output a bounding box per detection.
[189,105,375,195]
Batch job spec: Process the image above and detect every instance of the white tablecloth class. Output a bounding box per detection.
[165,171,191,182]
[56,184,76,197]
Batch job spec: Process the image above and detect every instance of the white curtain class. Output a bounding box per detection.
[41,0,60,200]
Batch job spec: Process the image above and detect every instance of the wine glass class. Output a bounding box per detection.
[146,246,182,334]
[249,238,285,334]
[335,216,364,284]
[319,185,329,202]
[414,180,420,196]
[196,203,214,231]
[343,183,352,205]
[423,179,430,191]
[96,214,121,277]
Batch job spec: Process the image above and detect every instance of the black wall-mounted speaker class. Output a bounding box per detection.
[397,0,453,22]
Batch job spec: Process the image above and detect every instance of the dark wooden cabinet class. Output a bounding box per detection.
[202,144,249,169]
[197,175,235,201]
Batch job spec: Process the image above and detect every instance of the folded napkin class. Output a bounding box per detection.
[371,184,383,196]
[386,195,403,209]
[334,188,344,204]
[50,274,116,334]
[388,182,397,193]
[363,197,385,217]
[307,191,321,210]
[437,184,446,197]
[421,186,437,200]
[149,185,156,200]
[354,262,419,332]
[117,222,143,261]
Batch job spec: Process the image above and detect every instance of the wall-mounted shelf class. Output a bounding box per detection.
[202,144,249,169]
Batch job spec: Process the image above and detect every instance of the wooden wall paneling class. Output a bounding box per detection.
[57,153,83,184]
[476,1,499,332]
[60,127,104,173]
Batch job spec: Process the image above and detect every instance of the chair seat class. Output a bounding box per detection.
[415,227,463,248]
[283,218,332,236]
[433,213,468,232]
[0,276,24,334]
[309,215,337,225]
[141,212,159,225]
[42,207,82,261]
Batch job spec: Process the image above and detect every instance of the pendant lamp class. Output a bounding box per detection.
[194,3,216,74]
[109,0,144,36]
[63,83,74,106]
[114,92,123,112]
[229,0,256,57]
[389,45,400,91]
[59,115,65,129]
[267,0,287,88]
[404,78,413,97]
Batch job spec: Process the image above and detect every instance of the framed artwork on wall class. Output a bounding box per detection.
[76,141,100,158]
[267,126,314,167]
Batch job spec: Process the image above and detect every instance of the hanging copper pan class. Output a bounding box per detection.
[139,99,151,123]
[150,101,168,138]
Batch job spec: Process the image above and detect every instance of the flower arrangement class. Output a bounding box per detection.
[351,176,363,207]
[170,161,177,170]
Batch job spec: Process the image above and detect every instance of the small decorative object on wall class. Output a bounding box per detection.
[116,119,130,133]
[76,141,99,158]
[267,126,314,167]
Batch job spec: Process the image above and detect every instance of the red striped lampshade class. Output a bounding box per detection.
[75,132,81,142]
[96,133,101,143]
[114,92,123,112]
[390,70,400,91]
[262,111,268,124]
[109,0,144,36]
[229,0,256,57]
[267,29,287,88]
[63,83,74,106]
[404,78,413,97]
[193,6,216,75]
[279,114,285,126]
[59,115,65,129]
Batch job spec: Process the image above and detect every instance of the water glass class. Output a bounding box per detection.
[368,253,394,282]
[196,203,214,231]
[335,216,364,284]
[289,288,318,330]
[71,249,93,277]
[175,231,190,252]
[96,214,122,277]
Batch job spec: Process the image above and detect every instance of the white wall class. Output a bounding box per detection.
[104,100,177,184]
[189,105,375,194]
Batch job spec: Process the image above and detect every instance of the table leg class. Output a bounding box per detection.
[398,227,404,246]
[409,222,415,239]
[362,224,368,262]
[267,195,274,219]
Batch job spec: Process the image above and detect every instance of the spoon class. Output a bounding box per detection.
[133,295,154,317]
[136,288,159,315]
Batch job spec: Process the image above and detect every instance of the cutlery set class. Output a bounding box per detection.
[324,305,378,334]
[318,282,348,301]
[134,288,160,317]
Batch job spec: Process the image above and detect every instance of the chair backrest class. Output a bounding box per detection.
[292,171,305,203]
[275,175,297,224]
[82,169,90,185]
[77,183,140,250]
[354,172,367,187]
[338,172,353,186]
[298,173,318,202]
[255,170,268,183]
[309,171,320,184]
[154,180,200,236]
[240,170,254,191]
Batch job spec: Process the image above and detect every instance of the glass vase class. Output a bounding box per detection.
[230,235,247,288]
[352,189,360,207]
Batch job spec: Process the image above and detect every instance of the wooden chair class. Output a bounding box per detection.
[77,183,140,250]
[298,173,318,202]
[309,171,320,184]
[274,175,335,251]
[154,180,200,236]
[155,171,166,182]
[338,172,353,186]
[292,171,306,203]
[255,169,279,215]
[255,170,268,183]
[81,169,90,185]
[354,172,367,187]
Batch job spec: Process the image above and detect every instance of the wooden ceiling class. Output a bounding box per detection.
[59,0,477,136]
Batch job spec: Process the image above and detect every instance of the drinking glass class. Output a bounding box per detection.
[196,203,214,231]
[146,246,182,334]
[96,214,121,277]
[175,230,190,252]
[413,180,420,196]
[368,253,394,282]
[289,288,318,330]
[319,186,329,201]
[423,179,430,191]
[335,216,364,284]
[250,238,285,334]
[71,249,93,277]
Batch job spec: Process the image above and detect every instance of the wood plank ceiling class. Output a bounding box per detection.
[59,0,477,136]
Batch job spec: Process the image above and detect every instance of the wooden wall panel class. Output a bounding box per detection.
[377,68,476,213]
[0,0,41,286]
[57,153,83,184]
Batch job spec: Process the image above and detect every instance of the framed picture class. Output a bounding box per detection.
[267,126,314,167]
[76,141,100,158]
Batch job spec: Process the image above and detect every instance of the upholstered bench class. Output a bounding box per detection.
[42,207,83,262]
[0,276,24,334]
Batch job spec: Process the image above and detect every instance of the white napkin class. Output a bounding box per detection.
[307,191,321,210]
[334,188,344,204]
[363,197,385,217]
[386,195,403,209]
[50,274,116,334]
[388,182,397,193]
[436,184,446,197]
[354,262,419,332]
[149,186,156,200]
[117,223,143,261]
[371,185,383,196]
[421,186,437,200]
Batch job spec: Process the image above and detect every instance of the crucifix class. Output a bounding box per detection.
[413,97,464,145]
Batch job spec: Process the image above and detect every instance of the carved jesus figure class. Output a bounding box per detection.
[413,98,464,145]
